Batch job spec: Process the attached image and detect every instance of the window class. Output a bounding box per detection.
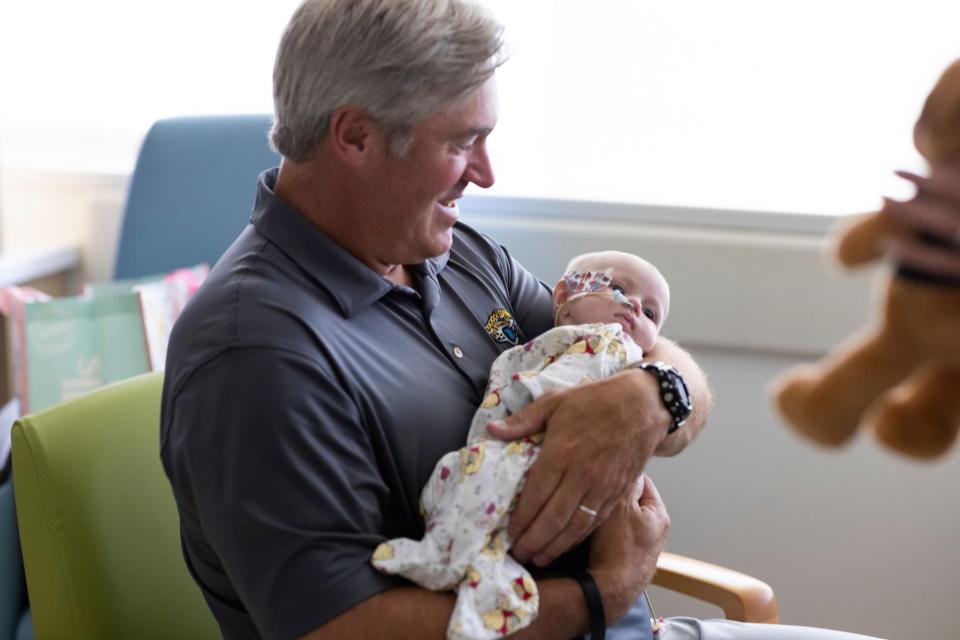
[485,1,960,213]
[0,1,299,173]
[2,1,958,214]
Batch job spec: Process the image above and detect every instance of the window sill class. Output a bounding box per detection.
[0,246,81,288]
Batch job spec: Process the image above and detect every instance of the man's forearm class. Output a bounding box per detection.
[643,336,713,456]
[300,579,599,640]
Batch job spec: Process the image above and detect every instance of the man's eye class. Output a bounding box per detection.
[454,139,476,151]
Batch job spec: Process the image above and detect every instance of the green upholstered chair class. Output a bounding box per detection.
[10,373,220,640]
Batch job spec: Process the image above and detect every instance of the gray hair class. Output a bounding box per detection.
[270,0,507,161]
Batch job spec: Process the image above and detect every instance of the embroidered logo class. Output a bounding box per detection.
[484,308,520,345]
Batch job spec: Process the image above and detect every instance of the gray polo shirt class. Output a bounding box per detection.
[161,169,653,640]
[160,168,557,638]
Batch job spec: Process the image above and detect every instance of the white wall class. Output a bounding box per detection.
[3,171,957,639]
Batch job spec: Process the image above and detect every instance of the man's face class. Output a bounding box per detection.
[366,77,498,266]
[559,255,670,353]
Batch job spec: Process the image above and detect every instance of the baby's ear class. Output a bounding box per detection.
[552,278,571,311]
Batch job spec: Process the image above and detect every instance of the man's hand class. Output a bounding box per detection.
[487,369,670,566]
[588,474,670,621]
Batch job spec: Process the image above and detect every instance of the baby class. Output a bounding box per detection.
[372,250,671,639]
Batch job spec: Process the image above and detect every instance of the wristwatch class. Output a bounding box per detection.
[635,361,692,434]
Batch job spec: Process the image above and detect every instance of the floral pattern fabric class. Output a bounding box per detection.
[373,322,644,639]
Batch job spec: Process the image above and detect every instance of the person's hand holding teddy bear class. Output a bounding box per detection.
[884,164,960,280]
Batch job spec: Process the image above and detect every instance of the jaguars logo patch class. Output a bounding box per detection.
[485,308,520,345]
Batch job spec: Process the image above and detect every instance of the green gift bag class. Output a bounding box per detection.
[22,291,150,413]
[0,264,208,415]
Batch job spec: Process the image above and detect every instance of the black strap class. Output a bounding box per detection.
[576,570,606,640]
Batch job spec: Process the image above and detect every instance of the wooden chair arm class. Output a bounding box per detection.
[652,552,779,624]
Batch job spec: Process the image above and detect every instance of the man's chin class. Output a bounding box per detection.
[428,229,455,256]
[402,233,454,266]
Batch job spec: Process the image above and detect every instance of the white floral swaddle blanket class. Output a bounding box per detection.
[373,322,643,639]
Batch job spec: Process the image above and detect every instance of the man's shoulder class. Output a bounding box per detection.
[165,230,342,386]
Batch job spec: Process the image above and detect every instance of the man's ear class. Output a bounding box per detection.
[328,105,384,166]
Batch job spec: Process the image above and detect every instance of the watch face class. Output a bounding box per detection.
[642,362,692,429]
[670,370,691,409]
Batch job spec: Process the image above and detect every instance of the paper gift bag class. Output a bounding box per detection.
[22,291,150,413]
[135,265,208,370]
[1,264,207,415]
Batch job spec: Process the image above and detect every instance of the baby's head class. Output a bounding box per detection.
[553,251,670,352]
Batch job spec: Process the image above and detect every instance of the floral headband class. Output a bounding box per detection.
[563,268,630,304]
[555,267,631,323]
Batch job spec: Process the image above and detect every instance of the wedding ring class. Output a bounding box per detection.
[578,504,599,518]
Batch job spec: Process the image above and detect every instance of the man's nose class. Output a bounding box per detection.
[467,144,495,189]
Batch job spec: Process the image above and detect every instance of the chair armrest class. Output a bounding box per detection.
[652,551,779,624]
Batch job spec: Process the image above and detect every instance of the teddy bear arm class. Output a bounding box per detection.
[834,212,907,268]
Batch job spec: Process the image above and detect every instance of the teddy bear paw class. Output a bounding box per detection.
[870,394,960,460]
[770,365,861,447]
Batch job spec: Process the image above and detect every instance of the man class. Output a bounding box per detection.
[161,1,880,638]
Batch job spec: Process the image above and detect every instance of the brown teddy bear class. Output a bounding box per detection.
[771,58,960,459]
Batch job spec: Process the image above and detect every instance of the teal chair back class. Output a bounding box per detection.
[11,373,219,639]
[113,114,279,279]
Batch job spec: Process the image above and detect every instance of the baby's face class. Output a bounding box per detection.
[558,255,669,352]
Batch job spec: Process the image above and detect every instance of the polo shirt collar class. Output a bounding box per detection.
[250,169,450,317]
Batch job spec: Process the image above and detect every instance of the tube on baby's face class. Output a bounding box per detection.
[563,269,630,306]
